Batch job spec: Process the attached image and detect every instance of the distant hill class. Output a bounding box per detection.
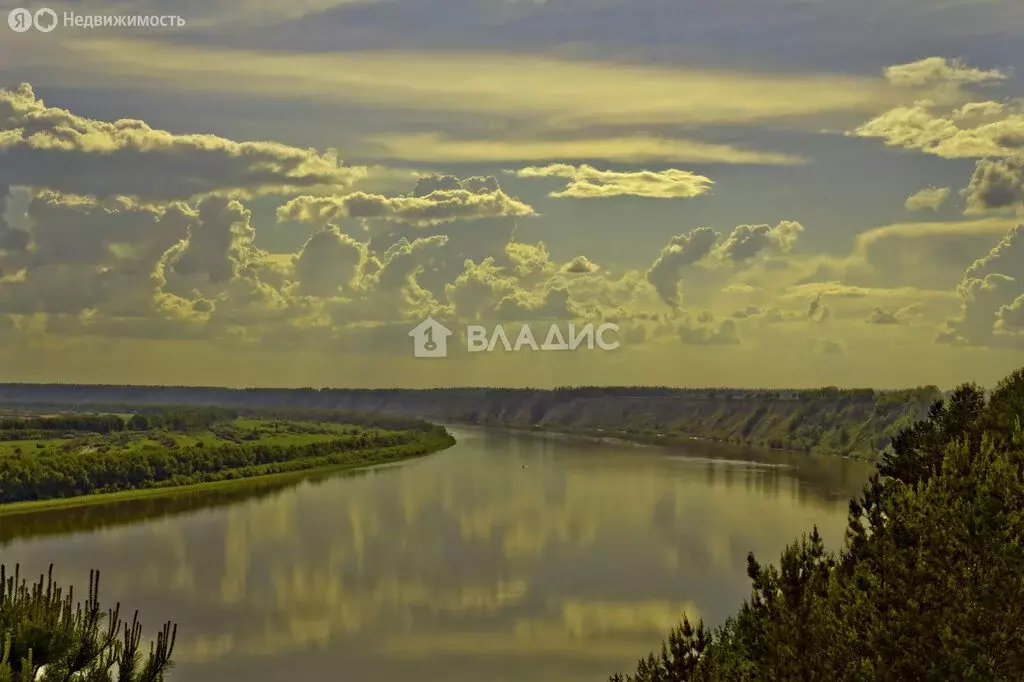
[0,383,944,459]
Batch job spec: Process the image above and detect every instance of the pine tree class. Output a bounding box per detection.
[0,564,176,682]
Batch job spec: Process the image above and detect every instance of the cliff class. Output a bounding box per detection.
[0,384,943,459]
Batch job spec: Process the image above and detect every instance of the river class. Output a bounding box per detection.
[0,426,874,682]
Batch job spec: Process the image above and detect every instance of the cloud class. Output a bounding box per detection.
[676,313,740,346]
[444,257,520,322]
[0,187,28,252]
[867,307,899,324]
[562,256,600,274]
[812,217,1021,291]
[31,39,910,129]
[905,186,950,211]
[505,241,557,285]
[361,133,806,165]
[939,224,1024,347]
[644,221,806,308]
[0,191,197,317]
[713,221,803,262]
[865,305,923,325]
[850,98,1024,159]
[293,227,369,297]
[277,184,534,228]
[963,157,1024,213]
[0,84,364,200]
[168,197,258,284]
[646,228,720,307]
[883,57,1008,89]
[493,285,578,322]
[997,295,1024,332]
[511,164,712,199]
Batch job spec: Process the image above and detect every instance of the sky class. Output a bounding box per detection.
[0,0,1023,389]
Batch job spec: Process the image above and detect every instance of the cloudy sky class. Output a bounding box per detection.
[0,0,1022,389]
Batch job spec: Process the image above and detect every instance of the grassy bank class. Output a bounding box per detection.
[0,438,451,517]
[0,411,456,511]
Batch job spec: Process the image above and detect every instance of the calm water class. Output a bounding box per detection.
[0,427,873,682]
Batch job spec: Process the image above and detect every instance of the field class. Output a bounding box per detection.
[0,408,455,509]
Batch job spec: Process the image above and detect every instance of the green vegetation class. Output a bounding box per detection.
[0,564,175,682]
[0,384,942,459]
[0,408,455,506]
[610,367,1024,680]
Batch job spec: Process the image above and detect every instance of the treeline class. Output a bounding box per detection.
[125,407,237,431]
[0,425,453,503]
[0,383,945,406]
[0,414,126,433]
[0,564,176,681]
[0,405,442,435]
[0,408,238,435]
[610,367,1024,680]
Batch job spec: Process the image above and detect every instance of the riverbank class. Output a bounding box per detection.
[0,419,456,516]
[0,384,939,460]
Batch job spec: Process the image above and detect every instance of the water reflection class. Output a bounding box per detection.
[0,427,874,682]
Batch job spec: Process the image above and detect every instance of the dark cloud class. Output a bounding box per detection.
[964,157,1024,212]
[715,221,803,262]
[169,197,257,284]
[646,227,720,307]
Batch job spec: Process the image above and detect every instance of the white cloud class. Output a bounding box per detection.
[278,185,534,228]
[905,186,950,211]
[883,57,1009,89]
[850,98,1024,159]
[939,224,1024,347]
[511,164,713,199]
[361,132,805,166]
[0,84,364,200]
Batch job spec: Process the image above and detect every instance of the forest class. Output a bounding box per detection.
[0,409,455,504]
[610,367,1024,680]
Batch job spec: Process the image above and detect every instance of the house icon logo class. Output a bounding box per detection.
[408,317,453,358]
